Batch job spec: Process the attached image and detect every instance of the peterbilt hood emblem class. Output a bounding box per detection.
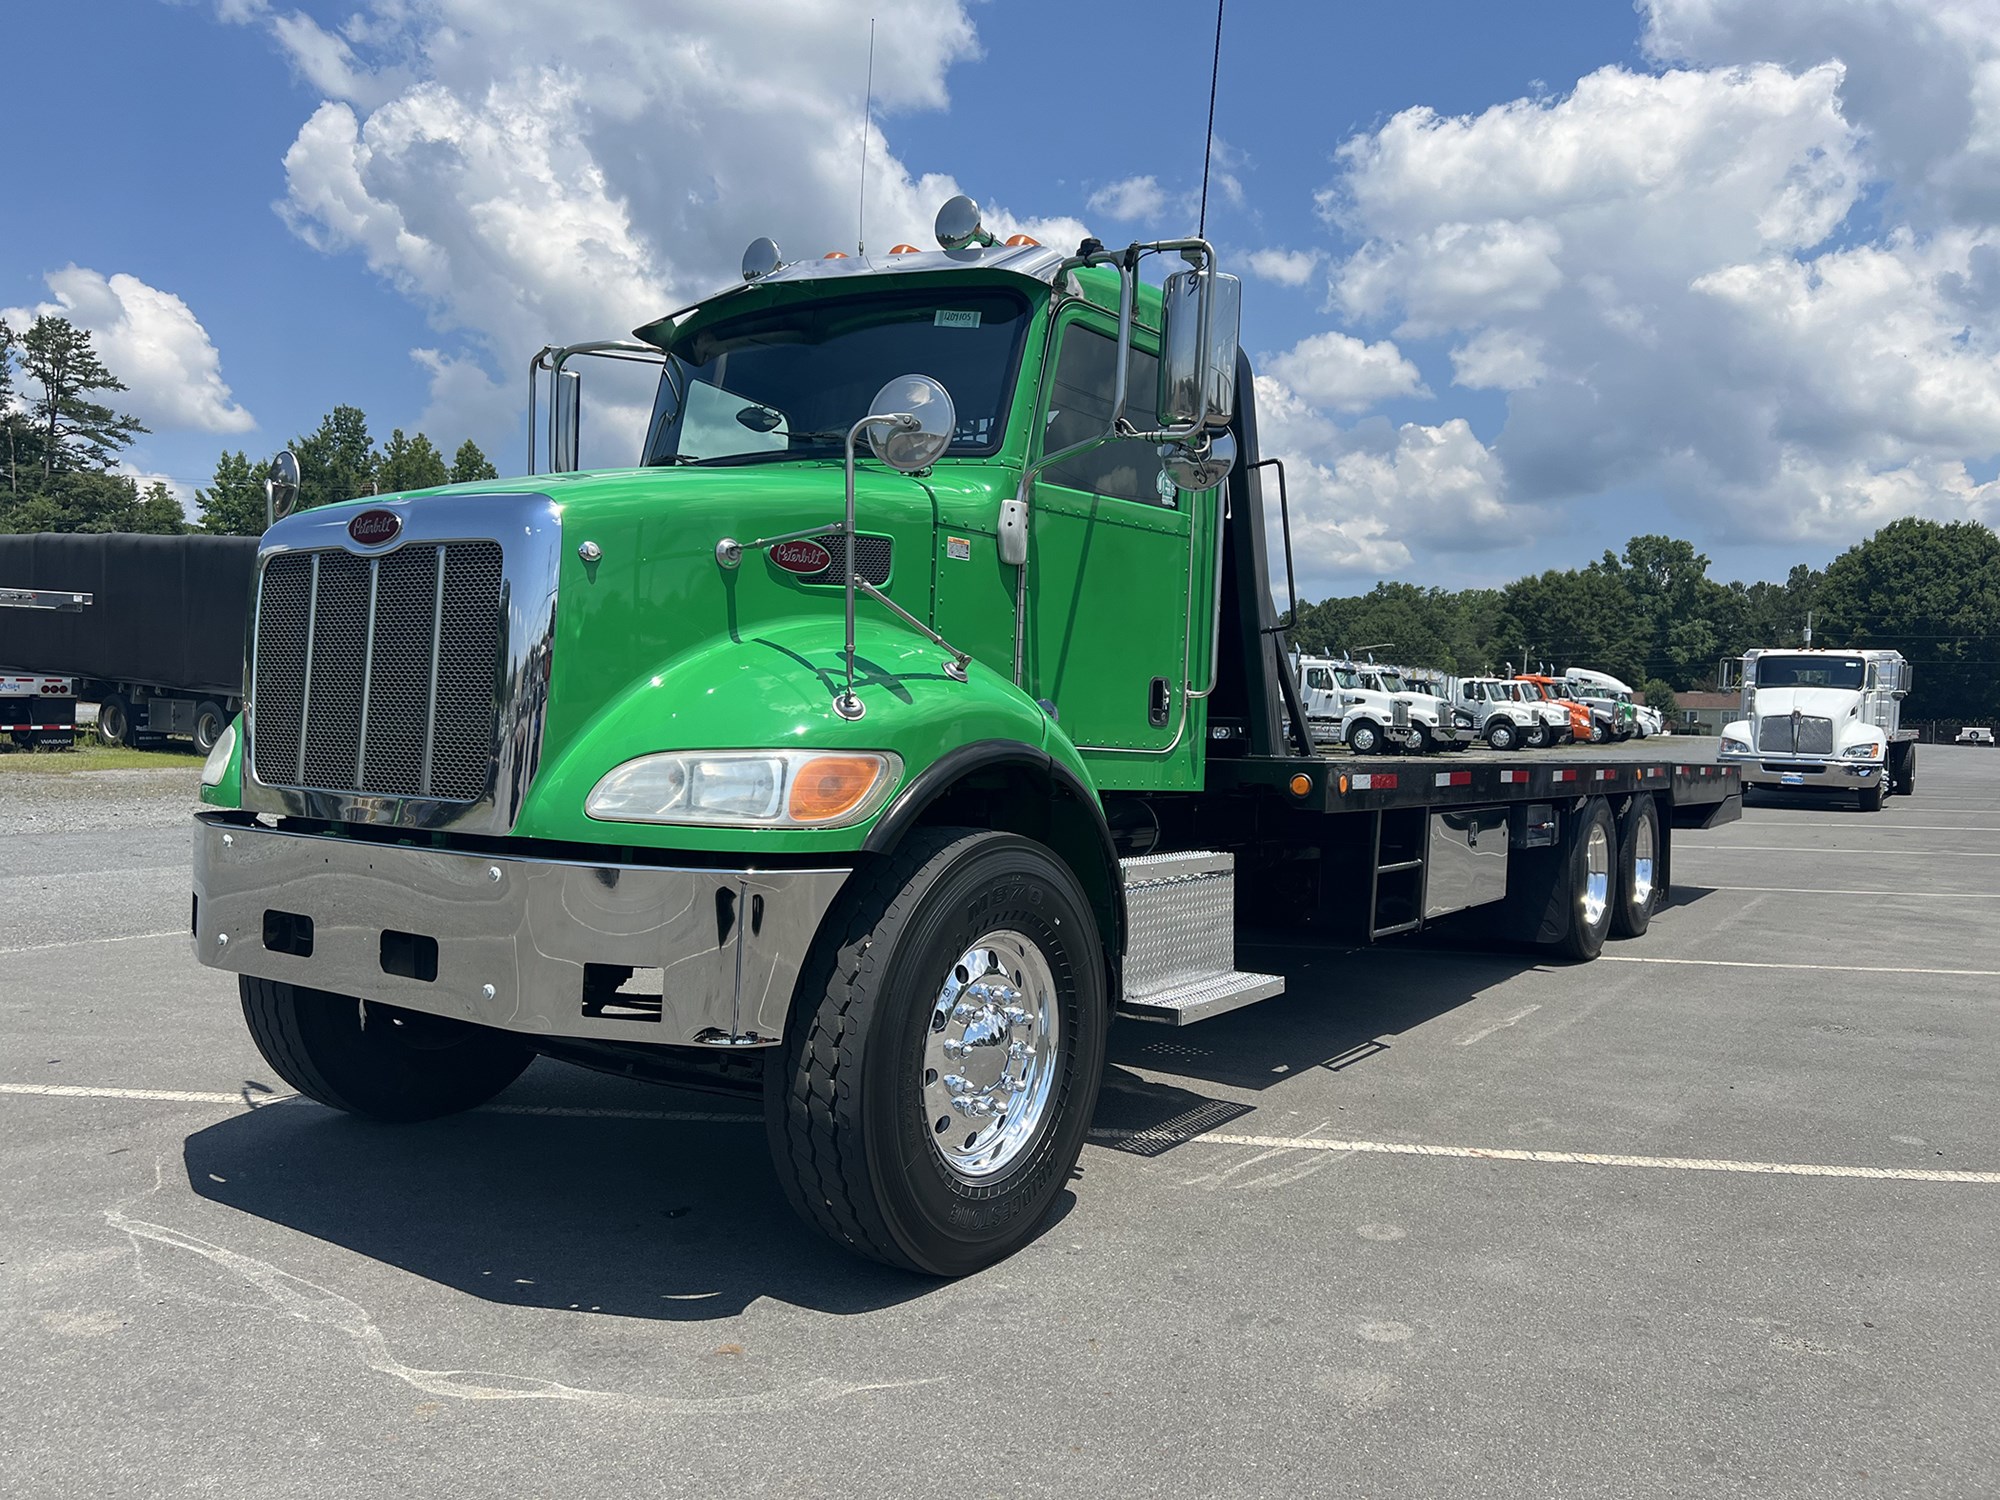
[347,508,403,547]
[770,538,833,575]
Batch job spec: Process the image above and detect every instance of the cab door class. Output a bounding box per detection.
[1026,310,1211,787]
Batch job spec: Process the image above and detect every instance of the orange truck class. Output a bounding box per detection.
[1516,674,1592,744]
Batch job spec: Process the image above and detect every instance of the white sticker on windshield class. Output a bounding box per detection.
[935,310,982,328]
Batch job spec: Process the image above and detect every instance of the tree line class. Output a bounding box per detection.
[1289,523,2000,720]
[0,314,497,537]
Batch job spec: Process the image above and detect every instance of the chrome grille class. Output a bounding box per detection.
[252,541,504,801]
[795,533,892,586]
[1757,714,1834,755]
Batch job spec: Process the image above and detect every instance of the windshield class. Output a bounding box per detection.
[1753,655,1865,690]
[1377,672,1407,693]
[643,288,1032,467]
[1335,668,1360,689]
[1516,681,1545,701]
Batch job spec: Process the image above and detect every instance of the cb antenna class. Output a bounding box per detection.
[1197,0,1226,236]
[857,18,876,256]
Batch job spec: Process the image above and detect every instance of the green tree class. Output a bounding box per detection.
[0,471,150,534]
[1497,563,1641,683]
[294,405,377,509]
[376,428,450,493]
[0,318,24,496]
[450,438,499,484]
[1817,517,2000,719]
[196,450,270,535]
[19,315,147,476]
[134,480,189,534]
[1641,678,1680,719]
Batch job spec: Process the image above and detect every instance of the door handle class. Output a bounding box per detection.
[1149,676,1171,728]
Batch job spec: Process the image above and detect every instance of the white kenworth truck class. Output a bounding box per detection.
[1717,648,1917,810]
[1295,655,1461,753]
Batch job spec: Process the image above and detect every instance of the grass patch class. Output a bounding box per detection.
[0,740,206,772]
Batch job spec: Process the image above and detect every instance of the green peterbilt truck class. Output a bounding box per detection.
[191,196,1740,1275]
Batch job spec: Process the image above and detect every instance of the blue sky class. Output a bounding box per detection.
[9,1,1999,599]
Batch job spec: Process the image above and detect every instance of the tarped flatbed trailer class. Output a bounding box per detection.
[0,533,257,750]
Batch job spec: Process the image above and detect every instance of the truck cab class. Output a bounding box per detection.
[1717,648,1916,810]
[1563,668,1638,742]
[1296,655,1456,753]
[1454,676,1546,751]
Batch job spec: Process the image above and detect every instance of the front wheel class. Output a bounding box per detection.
[1589,720,1607,744]
[1348,720,1384,755]
[1859,781,1886,812]
[765,829,1107,1277]
[239,977,534,1122]
[1525,723,1549,749]
[1487,720,1519,752]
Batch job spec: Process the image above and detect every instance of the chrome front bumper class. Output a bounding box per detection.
[1727,756,1881,790]
[191,813,850,1047]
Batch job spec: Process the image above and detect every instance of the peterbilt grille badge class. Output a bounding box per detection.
[347,509,402,546]
[770,539,833,575]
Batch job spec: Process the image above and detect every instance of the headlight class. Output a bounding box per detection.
[201,720,237,787]
[1454,711,1475,727]
[586,749,902,828]
[1841,742,1883,760]
[1719,736,1751,755]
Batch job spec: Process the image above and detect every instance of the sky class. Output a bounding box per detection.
[8,0,2000,600]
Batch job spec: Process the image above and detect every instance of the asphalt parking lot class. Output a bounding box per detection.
[4,744,1996,1499]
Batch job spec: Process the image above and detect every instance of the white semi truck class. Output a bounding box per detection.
[1716,648,1917,810]
[1295,655,1460,753]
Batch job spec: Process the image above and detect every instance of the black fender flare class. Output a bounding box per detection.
[862,738,1125,958]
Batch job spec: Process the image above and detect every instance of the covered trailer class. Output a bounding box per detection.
[0,533,257,751]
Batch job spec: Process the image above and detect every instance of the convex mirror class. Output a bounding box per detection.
[867,375,956,473]
[1158,265,1242,432]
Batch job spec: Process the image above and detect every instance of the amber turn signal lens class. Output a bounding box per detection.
[1289,774,1312,797]
[1004,233,1040,247]
[888,244,920,254]
[787,755,885,822]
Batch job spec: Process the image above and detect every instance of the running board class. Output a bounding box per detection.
[1116,850,1285,1026]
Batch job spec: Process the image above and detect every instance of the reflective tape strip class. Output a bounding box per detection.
[1351,773,1399,790]
[1552,769,1577,782]
[1500,769,1528,784]
[1435,771,1471,787]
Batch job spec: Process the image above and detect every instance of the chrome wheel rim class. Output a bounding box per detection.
[1353,725,1376,752]
[1630,817,1655,910]
[1582,822,1612,928]
[921,929,1061,1183]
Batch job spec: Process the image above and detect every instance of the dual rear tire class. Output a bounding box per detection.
[1554,795,1661,960]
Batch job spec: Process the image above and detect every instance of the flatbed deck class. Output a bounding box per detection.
[1214,737,1740,818]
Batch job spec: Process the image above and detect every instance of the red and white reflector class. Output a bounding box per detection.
[1435,770,1472,787]
[1552,769,1577,782]
[1500,769,1528,784]
[1351,773,1399,790]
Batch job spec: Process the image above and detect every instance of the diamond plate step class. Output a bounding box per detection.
[1118,849,1285,1026]
[1118,969,1286,1026]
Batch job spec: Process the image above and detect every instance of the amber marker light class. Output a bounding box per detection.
[1337,774,1350,796]
[1004,234,1040,246]
[1289,774,1313,797]
[788,755,887,823]
[823,251,850,259]
[889,244,920,254]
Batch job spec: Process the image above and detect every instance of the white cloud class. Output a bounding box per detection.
[114,462,196,520]
[3,268,255,435]
[1088,175,1167,221]
[1245,247,1322,287]
[1450,329,1546,390]
[1262,331,1428,412]
[1311,45,2000,549]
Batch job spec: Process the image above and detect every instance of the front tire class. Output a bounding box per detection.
[1859,781,1886,812]
[765,829,1108,1277]
[1525,723,1549,749]
[239,976,533,1122]
[1348,720,1384,755]
[1487,720,1519,752]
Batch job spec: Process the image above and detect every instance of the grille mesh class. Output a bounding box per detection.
[795,533,892,586]
[251,540,503,801]
[1757,714,1834,755]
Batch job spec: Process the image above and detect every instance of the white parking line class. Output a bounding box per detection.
[1704,885,2000,900]
[1457,1004,1540,1046]
[1597,955,2000,978]
[1699,846,2000,857]
[0,930,183,958]
[6,1083,1996,1184]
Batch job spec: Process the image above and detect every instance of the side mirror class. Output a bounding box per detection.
[1158,265,1241,432]
[265,449,300,525]
[552,368,582,472]
[866,375,956,473]
[1161,431,1236,492]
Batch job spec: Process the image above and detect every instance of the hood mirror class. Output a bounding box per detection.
[265,449,300,525]
[935,195,995,252]
[1161,430,1236,492]
[866,375,956,473]
[741,236,784,282]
